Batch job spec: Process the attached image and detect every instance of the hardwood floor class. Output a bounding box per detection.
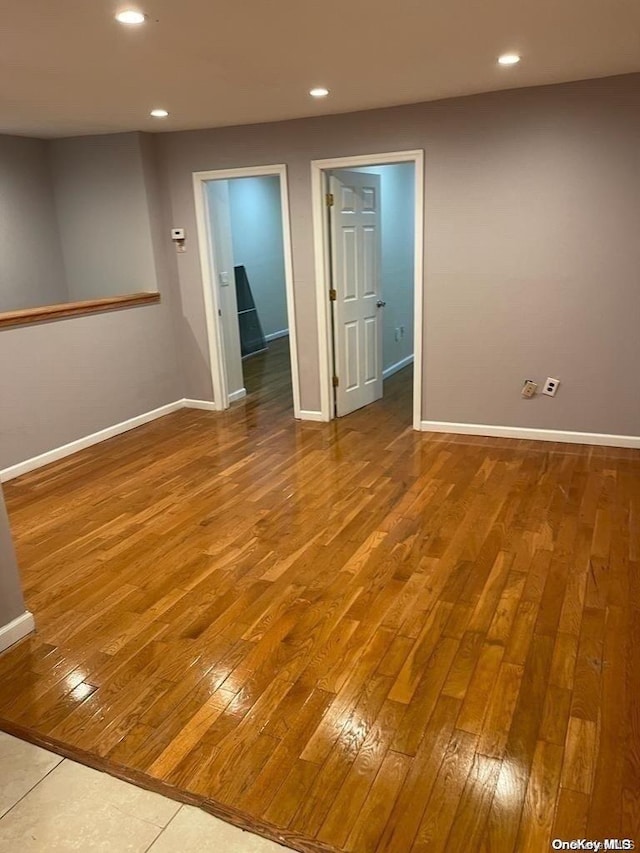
[1,337,638,852]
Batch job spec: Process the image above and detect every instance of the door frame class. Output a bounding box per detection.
[310,150,424,429]
[192,164,301,417]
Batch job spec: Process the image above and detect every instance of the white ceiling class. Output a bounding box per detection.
[2,0,639,138]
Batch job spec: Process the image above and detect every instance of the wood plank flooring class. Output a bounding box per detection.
[1,335,638,852]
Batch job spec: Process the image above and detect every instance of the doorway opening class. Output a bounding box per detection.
[311,151,424,429]
[193,165,300,417]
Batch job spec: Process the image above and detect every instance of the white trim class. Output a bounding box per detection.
[311,150,425,428]
[183,398,217,411]
[0,611,35,653]
[1,399,226,481]
[311,167,334,423]
[264,328,289,342]
[192,175,227,412]
[0,401,184,482]
[297,410,326,422]
[383,354,414,380]
[0,396,331,483]
[192,165,301,419]
[278,169,301,419]
[228,388,247,403]
[412,153,425,432]
[420,420,640,449]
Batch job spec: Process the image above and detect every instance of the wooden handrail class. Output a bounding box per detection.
[0,292,160,330]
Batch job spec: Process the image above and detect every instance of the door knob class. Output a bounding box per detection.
[376,300,386,308]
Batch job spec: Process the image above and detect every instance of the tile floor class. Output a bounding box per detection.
[0,732,288,852]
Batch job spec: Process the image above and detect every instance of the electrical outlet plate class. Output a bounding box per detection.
[521,380,538,398]
[543,377,560,397]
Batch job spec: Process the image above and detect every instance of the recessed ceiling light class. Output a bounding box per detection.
[498,53,521,66]
[150,108,169,118]
[310,87,329,98]
[115,10,145,24]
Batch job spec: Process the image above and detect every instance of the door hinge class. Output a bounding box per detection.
[325,192,334,207]
[329,288,337,301]
[332,375,339,388]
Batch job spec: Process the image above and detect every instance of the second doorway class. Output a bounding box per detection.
[326,161,417,420]
[198,168,298,416]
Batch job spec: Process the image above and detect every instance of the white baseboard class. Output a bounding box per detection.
[383,354,414,380]
[228,388,247,404]
[420,420,640,449]
[0,611,35,654]
[297,410,326,422]
[264,329,289,342]
[6,396,637,486]
[183,398,217,411]
[241,348,268,361]
[0,401,185,482]
[0,398,228,481]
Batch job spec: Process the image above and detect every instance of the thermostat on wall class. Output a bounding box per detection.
[171,228,185,240]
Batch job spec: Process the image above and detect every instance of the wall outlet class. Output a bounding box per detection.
[521,380,538,398]
[395,328,400,342]
[543,377,560,397]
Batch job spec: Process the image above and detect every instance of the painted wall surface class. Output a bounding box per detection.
[0,484,26,627]
[0,135,183,471]
[0,304,183,470]
[50,132,158,300]
[159,74,640,435]
[0,135,68,311]
[1,73,639,473]
[379,163,414,373]
[228,176,288,338]
[352,164,415,372]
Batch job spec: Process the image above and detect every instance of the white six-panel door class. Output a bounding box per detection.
[329,170,383,417]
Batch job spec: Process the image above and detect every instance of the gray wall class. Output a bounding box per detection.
[378,164,415,373]
[1,74,639,477]
[0,135,68,312]
[228,176,288,338]
[0,484,26,627]
[0,303,183,470]
[50,132,158,300]
[159,73,640,435]
[0,133,183,472]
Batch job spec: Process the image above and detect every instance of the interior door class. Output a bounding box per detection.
[329,169,383,417]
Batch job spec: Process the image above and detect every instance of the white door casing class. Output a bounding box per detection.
[192,164,302,417]
[205,181,245,401]
[311,150,423,428]
[329,169,383,417]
